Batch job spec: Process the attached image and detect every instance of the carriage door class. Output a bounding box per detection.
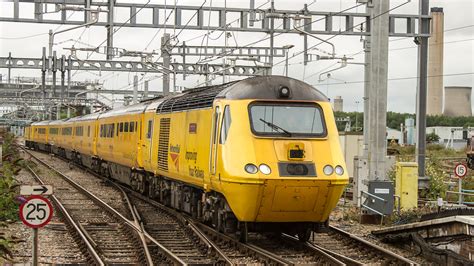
[140,118,153,169]
[209,105,221,182]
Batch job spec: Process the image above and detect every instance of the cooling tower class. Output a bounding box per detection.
[334,96,343,112]
[444,86,472,117]
[427,7,444,115]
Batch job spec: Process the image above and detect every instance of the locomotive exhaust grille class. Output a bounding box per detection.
[158,118,171,171]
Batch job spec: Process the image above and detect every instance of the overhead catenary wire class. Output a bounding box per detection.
[312,72,474,87]
[254,0,413,76]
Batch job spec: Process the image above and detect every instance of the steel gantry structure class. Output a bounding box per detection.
[0,0,432,209]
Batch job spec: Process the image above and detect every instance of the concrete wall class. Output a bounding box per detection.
[427,7,444,115]
[339,132,364,178]
[443,86,472,117]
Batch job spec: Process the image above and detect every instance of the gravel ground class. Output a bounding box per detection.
[4,149,433,265]
[31,151,132,220]
[2,168,86,265]
[329,201,433,265]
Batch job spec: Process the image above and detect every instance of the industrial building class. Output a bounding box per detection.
[333,96,343,112]
[443,86,472,117]
[427,7,444,116]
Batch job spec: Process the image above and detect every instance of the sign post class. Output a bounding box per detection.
[19,195,53,266]
[454,163,467,205]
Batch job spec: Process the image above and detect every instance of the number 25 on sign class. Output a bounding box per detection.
[19,195,53,228]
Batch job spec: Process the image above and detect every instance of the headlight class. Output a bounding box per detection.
[259,164,271,175]
[244,164,258,174]
[323,165,334,176]
[335,165,344,176]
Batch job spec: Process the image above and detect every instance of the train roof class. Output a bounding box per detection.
[31,120,53,126]
[156,76,328,113]
[68,111,103,122]
[98,101,152,118]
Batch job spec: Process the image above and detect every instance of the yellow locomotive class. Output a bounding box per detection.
[25,76,348,241]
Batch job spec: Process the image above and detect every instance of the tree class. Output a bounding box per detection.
[426,132,440,143]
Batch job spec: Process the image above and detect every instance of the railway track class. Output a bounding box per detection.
[248,233,345,265]
[23,149,184,265]
[24,153,146,265]
[24,148,418,265]
[310,226,418,265]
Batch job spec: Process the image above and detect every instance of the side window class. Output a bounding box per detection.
[220,105,232,144]
[147,120,152,139]
[88,126,90,137]
[119,122,124,132]
[130,121,135,132]
[124,122,129,132]
[117,123,119,136]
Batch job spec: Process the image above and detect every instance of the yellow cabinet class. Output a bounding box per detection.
[395,162,418,210]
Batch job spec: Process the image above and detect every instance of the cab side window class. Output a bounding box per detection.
[220,105,231,144]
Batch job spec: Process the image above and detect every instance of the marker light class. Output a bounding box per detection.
[245,164,258,174]
[279,86,290,98]
[323,165,334,176]
[335,165,344,176]
[259,164,271,175]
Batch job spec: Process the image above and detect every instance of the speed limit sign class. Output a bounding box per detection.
[19,195,53,228]
[454,163,468,178]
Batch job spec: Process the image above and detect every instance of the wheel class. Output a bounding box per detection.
[297,228,311,242]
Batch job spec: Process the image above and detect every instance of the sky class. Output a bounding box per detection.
[0,0,473,113]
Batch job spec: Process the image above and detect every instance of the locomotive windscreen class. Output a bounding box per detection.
[249,102,327,137]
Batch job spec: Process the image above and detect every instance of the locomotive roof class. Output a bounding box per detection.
[156,76,327,113]
[219,76,328,101]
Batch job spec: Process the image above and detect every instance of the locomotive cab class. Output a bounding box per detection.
[209,77,349,240]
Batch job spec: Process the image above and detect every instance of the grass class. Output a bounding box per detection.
[0,132,22,261]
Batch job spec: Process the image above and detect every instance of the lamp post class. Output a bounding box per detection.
[283,44,294,77]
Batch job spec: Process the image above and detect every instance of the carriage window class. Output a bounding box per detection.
[61,127,72,136]
[220,105,231,144]
[75,126,83,136]
[49,128,58,135]
[130,121,135,132]
[88,126,90,137]
[119,122,124,132]
[147,120,152,139]
[124,122,129,132]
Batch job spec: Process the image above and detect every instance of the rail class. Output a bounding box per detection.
[25,164,105,266]
[23,148,186,265]
[329,226,418,265]
[360,190,388,224]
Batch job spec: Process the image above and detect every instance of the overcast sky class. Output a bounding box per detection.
[1,0,473,113]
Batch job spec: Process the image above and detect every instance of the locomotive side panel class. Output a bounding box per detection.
[154,108,214,189]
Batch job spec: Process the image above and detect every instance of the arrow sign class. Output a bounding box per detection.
[20,185,53,196]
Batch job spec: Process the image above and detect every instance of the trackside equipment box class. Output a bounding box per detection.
[395,162,418,210]
[367,181,394,215]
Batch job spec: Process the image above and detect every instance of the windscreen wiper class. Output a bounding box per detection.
[259,118,292,136]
